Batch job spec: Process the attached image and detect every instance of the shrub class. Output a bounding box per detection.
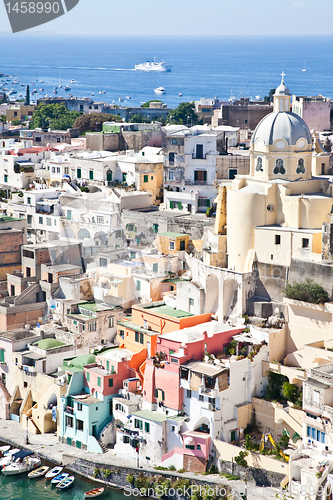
[127,473,134,483]
[282,382,301,404]
[283,278,329,304]
[92,468,100,478]
[168,465,176,471]
[80,186,90,193]
[102,469,112,478]
[234,450,248,468]
[177,468,185,473]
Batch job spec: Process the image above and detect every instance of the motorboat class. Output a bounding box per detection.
[64,86,71,91]
[51,472,69,485]
[85,487,105,498]
[99,90,106,94]
[118,97,123,102]
[135,59,171,72]
[179,93,182,96]
[154,87,166,95]
[57,475,75,489]
[2,451,41,476]
[45,465,63,479]
[28,465,49,478]
[71,79,75,83]
[91,93,94,96]
[0,447,20,468]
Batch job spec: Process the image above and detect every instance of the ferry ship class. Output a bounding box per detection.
[135,59,171,72]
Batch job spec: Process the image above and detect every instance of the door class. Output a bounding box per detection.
[196,144,203,159]
[187,204,191,213]
[231,430,236,442]
[92,425,97,438]
[180,240,185,251]
[106,170,112,183]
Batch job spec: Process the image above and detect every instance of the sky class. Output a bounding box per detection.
[1,0,333,36]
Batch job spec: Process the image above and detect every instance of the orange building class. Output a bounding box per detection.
[116,301,212,358]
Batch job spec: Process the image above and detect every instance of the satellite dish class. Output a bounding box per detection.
[89,348,95,354]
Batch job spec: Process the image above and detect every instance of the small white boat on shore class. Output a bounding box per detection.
[45,465,63,479]
[28,465,49,478]
[0,448,20,469]
[57,475,74,489]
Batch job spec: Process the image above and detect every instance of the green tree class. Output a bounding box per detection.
[0,115,6,123]
[167,102,200,125]
[140,100,162,108]
[73,112,121,134]
[11,119,21,126]
[264,89,276,103]
[25,85,30,106]
[234,450,248,468]
[129,114,151,123]
[278,433,290,449]
[282,382,301,404]
[283,278,329,304]
[29,103,81,131]
[264,372,288,401]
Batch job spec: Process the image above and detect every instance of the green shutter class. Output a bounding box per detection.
[109,378,113,387]
[155,388,158,398]
[135,331,139,342]
[106,360,110,371]
[140,333,144,344]
[170,201,174,209]
[178,202,182,210]
[162,390,165,401]
[206,199,210,207]
[77,168,81,179]
[89,170,94,180]
[144,175,148,183]
[97,377,101,387]
[0,350,4,363]
[86,372,90,382]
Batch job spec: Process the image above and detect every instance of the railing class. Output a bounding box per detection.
[63,405,74,415]
[185,180,208,185]
[192,154,206,159]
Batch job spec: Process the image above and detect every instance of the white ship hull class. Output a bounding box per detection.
[135,61,171,72]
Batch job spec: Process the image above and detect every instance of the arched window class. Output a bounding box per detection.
[256,157,263,172]
[296,158,305,174]
[106,169,112,182]
[273,159,286,175]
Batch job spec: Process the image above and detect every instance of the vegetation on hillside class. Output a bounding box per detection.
[283,278,329,304]
[29,103,81,131]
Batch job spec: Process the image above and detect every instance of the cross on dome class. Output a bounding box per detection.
[281,71,285,82]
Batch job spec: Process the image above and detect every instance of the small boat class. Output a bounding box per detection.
[179,93,182,97]
[154,87,165,95]
[71,79,75,83]
[85,487,105,498]
[57,475,74,489]
[51,472,69,485]
[28,465,49,478]
[0,446,11,455]
[45,465,63,479]
[91,93,94,96]
[64,86,71,91]
[126,96,131,100]
[118,97,123,102]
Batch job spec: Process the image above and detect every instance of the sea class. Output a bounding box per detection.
[0,464,133,500]
[1,34,333,109]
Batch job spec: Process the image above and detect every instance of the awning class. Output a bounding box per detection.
[12,449,33,461]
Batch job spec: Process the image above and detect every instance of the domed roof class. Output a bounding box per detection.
[184,436,196,447]
[251,111,312,147]
[274,81,290,96]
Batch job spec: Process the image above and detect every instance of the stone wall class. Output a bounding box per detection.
[218,459,285,488]
[288,259,333,298]
[216,155,250,179]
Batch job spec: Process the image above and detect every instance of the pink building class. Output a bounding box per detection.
[143,322,243,411]
[84,348,139,397]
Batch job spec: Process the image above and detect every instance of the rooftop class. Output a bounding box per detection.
[182,360,228,377]
[139,303,194,319]
[0,329,40,342]
[62,353,96,372]
[118,320,159,336]
[159,232,190,239]
[161,321,237,344]
[132,409,184,423]
[31,338,67,350]
[72,393,101,405]
[78,302,115,313]
[99,347,134,362]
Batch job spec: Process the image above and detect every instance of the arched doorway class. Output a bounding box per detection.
[78,228,91,240]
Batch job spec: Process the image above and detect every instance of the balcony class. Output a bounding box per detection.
[199,385,217,398]
[185,180,208,185]
[192,154,206,160]
[19,364,36,375]
[63,405,74,415]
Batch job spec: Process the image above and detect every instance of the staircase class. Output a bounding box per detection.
[0,380,11,402]
[100,442,108,453]
[29,415,41,434]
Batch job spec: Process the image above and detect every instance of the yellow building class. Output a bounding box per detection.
[6,105,35,122]
[225,74,332,273]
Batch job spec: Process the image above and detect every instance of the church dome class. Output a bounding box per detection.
[251,111,312,147]
[274,81,290,96]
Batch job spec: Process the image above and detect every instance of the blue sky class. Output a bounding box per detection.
[0,0,333,35]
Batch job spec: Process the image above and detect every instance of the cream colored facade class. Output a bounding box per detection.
[225,75,331,273]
